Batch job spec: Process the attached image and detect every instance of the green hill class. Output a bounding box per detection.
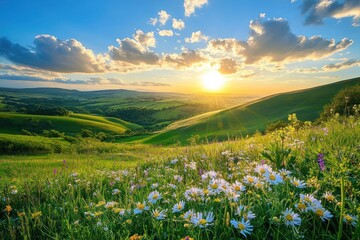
[0,112,141,136]
[144,77,360,145]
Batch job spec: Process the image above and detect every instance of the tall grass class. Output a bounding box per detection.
[0,115,359,239]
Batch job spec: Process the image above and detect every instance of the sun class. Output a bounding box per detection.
[202,71,225,91]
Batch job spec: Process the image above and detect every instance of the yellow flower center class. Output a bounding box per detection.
[234,186,241,191]
[286,214,293,221]
[316,209,324,217]
[297,203,306,210]
[153,194,158,199]
[137,204,145,210]
[344,215,353,222]
[238,223,245,230]
[293,181,299,186]
[153,211,160,217]
[325,195,335,201]
[269,175,276,180]
[260,169,266,174]
[211,184,218,189]
[199,219,207,225]
[177,204,183,210]
[248,177,254,183]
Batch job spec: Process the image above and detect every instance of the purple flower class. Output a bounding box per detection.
[63,160,66,165]
[53,168,57,175]
[317,153,325,171]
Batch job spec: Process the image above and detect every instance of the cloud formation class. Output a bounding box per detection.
[163,49,206,68]
[208,18,353,64]
[322,58,360,70]
[0,74,170,86]
[301,0,360,26]
[159,10,171,25]
[109,30,160,65]
[0,35,108,73]
[159,30,174,37]
[185,31,209,43]
[172,18,185,30]
[218,58,239,74]
[184,0,208,17]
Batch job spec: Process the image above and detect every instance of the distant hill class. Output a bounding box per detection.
[0,87,257,130]
[0,112,141,136]
[143,77,360,145]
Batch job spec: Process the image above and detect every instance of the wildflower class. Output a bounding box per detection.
[4,205,12,213]
[230,218,253,238]
[96,201,106,207]
[264,171,283,185]
[300,194,320,206]
[17,212,25,217]
[279,169,292,178]
[31,211,42,219]
[172,201,185,213]
[201,170,218,181]
[74,220,80,225]
[129,233,143,240]
[343,214,358,227]
[148,190,162,204]
[181,236,194,240]
[323,192,335,202]
[191,212,214,228]
[184,210,195,221]
[243,175,258,185]
[152,209,166,220]
[254,164,272,175]
[184,187,204,201]
[236,205,256,220]
[112,188,121,195]
[317,153,326,171]
[311,206,333,221]
[126,219,132,224]
[295,201,307,212]
[290,178,306,188]
[134,202,149,214]
[232,181,246,193]
[105,201,118,209]
[174,175,183,182]
[282,208,301,227]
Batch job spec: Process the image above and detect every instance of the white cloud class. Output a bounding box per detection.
[208,18,353,64]
[133,30,156,48]
[172,18,185,30]
[218,58,239,74]
[301,0,360,27]
[159,10,170,25]
[185,31,209,43]
[158,30,174,37]
[184,0,208,17]
[149,18,158,26]
[260,13,266,18]
[108,30,159,65]
[0,35,108,73]
[162,49,206,68]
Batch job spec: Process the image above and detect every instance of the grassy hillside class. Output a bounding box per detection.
[144,77,360,145]
[0,112,141,136]
[0,87,257,130]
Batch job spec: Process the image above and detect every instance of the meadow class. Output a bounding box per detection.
[1,114,359,239]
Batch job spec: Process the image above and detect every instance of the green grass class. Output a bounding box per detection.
[0,112,140,135]
[0,116,359,239]
[144,77,360,145]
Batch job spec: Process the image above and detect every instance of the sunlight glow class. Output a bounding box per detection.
[202,71,225,91]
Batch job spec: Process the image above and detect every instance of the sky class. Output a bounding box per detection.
[0,0,359,95]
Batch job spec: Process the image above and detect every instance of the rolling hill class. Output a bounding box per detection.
[0,112,141,136]
[143,77,360,145]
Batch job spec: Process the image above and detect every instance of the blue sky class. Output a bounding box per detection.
[0,0,359,94]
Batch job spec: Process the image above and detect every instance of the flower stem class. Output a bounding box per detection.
[337,176,345,240]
